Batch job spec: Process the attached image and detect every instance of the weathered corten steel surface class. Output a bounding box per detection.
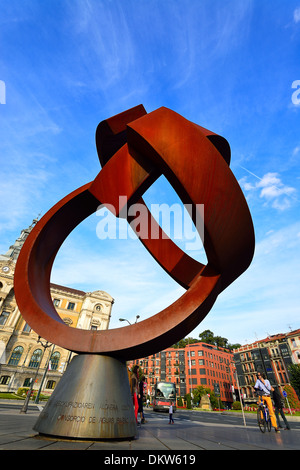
[14,105,255,360]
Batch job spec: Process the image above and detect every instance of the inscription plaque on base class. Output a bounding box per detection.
[34,354,137,440]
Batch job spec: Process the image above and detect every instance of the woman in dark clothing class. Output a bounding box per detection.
[138,376,146,424]
[272,387,290,430]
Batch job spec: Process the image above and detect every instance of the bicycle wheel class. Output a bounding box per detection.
[266,411,272,432]
[257,407,266,433]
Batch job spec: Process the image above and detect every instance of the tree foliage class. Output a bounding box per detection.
[198,330,241,350]
[172,337,199,348]
[189,385,223,409]
[283,384,300,408]
[288,364,300,400]
[172,330,241,350]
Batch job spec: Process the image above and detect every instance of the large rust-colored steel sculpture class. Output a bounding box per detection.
[14,106,254,360]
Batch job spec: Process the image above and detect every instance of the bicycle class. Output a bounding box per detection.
[256,396,272,433]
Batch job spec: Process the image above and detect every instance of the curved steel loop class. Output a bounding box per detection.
[14,106,254,360]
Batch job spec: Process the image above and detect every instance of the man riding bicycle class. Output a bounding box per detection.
[254,373,280,433]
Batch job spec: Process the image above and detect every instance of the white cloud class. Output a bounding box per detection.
[293,146,300,156]
[239,171,297,211]
[293,7,300,23]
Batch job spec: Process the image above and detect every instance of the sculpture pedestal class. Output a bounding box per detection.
[33,354,137,440]
[199,394,212,411]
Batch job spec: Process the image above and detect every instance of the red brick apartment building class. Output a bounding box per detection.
[129,342,237,407]
[185,342,237,405]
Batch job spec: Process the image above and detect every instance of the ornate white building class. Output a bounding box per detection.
[0,220,114,395]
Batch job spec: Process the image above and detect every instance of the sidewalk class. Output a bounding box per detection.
[0,403,299,452]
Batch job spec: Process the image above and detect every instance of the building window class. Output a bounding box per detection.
[23,323,31,333]
[49,351,60,371]
[28,349,42,368]
[23,377,32,387]
[46,380,56,389]
[8,346,24,366]
[53,298,60,307]
[67,302,75,310]
[0,311,9,325]
[0,375,10,385]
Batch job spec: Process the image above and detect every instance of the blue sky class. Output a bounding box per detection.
[0,0,299,346]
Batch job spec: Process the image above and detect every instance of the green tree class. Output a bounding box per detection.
[228,343,242,350]
[191,385,210,405]
[177,396,183,407]
[288,364,300,399]
[208,390,223,409]
[198,329,215,344]
[172,337,198,348]
[283,384,300,408]
[214,335,229,348]
[184,393,192,409]
[173,332,241,350]
[232,401,242,410]
[190,385,224,409]
[198,330,241,350]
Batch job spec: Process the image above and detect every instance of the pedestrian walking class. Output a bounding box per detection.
[272,387,290,430]
[131,365,139,424]
[138,375,146,424]
[169,401,174,424]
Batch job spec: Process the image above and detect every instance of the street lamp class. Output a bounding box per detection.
[229,361,246,427]
[119,315,140,325]
[20,336,52,414]
[35,342,55,404]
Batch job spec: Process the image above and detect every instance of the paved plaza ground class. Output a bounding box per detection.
[0,401,299,454]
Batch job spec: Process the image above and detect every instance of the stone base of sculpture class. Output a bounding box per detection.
[33,354,137,440]
[199,394,212,411]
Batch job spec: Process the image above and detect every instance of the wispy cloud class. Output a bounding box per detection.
[293,7,300,23]
[0,166,49,232]
[239,168,297,211]
[65,1,138,96]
